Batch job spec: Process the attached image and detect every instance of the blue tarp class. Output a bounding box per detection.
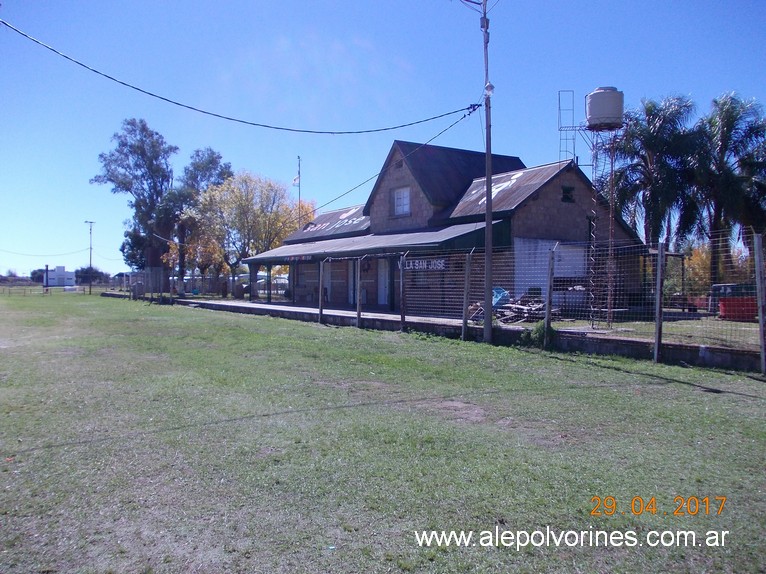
[492,287,511,308]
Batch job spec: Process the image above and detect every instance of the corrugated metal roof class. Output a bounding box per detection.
[364,141,525,215]
[284,205,369,244]
[448,160,571,219]
[244,221,489,264]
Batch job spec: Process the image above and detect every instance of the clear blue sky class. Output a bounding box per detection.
[1,0,764,276]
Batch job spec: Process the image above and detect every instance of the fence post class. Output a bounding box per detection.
[318,258,325,324]
[356,256,364,328]
[544,243,559,349]
[653,244,665,363]
[462,249,475,341]
[400,252,407,331]
[754,234,766,375]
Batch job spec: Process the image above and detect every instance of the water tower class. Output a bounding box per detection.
[585,87,624,326]
[586,87,624,131]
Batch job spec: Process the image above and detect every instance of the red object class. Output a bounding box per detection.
[719,297,758,322]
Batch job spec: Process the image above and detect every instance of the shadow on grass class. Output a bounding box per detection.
[526,349,766,400]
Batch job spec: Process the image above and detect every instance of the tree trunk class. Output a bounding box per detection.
[213,265,223,296]
[197,265,209,293]
[144,245,165,296]
[177,223,187,294]
[709,204,724,287]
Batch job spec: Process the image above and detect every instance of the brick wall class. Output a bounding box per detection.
[368,148,435,234]
[511,172,634,244]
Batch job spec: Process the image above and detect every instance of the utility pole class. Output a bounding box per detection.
[481,0,494,344]
[84,220,94,294]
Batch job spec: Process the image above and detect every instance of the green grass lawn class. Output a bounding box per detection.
[1,294,764,573]
[554,316,760,351]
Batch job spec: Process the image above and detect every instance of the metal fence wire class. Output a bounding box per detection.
[387,230,764,356]
[20,228,761,368]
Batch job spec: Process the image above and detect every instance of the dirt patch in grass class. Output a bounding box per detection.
[255,446,283,458]
[313,379,488,423]
[417,398,487,424]
[313,379,568,435]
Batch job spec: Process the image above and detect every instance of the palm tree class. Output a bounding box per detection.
[611,96,696,250]
[691,93,766,285]
[735,139,766,245]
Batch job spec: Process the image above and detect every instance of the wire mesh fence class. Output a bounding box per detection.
[656,230,760,351]
[35,228,758,368]
[363,230,765,357]
[0,285,109,296]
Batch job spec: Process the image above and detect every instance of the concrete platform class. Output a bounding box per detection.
[172,297,526,344]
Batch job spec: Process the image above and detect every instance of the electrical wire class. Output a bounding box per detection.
[151,102,481,249]
[94,251,126,262]
[460,0,482,11]
[0,16,484,256]
[0,18,476,135]
[487,0,503,14]
[459,0,501,13]
[0,247,89,257]
[310,103,480,215]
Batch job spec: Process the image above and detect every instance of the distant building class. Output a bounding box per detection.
[45,266,76,287]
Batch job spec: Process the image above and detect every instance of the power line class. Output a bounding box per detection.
[0,18,476,135]
[255,102,483,239]
[459,1,502,16]
[311,104,480,215]
[487,0,503,14]
[0,247,89,257]
[152,104,481,250]
[460,0,482,12]
[94,251,125,262]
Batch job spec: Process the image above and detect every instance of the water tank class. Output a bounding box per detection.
[586,87,624,131]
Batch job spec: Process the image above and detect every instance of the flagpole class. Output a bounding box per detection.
[297,155,302,228]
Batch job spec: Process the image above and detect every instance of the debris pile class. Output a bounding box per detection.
[469,289,560,324]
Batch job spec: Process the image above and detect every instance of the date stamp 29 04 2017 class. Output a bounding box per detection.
[590,495,726,517]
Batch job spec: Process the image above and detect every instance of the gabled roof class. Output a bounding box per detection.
[446,160,575,220]
[363,140,525,215]
[444,159,642,243]
[283,205,369,244]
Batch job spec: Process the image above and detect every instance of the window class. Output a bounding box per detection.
[562,186,574,203]
[393,187,410,216]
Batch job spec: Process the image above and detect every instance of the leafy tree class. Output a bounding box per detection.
[612,96,696,249]
[90,118,178,289]
[120,226,148,270]
[75,266,110,285]
[200,172,262,286]
[167,148,233,290]
[691,93,766,285]
[681,241,710,297]
[201,172,310,292]
[164,206,225,293]
[734,137,766,255]
[193,237,226,293]
[180,148,234,194]
[251,180,312,255]
[30,269,46,283]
